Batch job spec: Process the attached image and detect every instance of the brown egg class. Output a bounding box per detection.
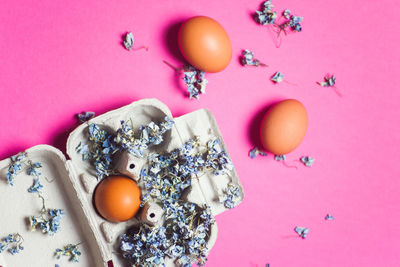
[94,175,141,223]
[260,99,308,155]
[178,16,232,73]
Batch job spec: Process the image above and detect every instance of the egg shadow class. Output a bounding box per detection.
[161,19,193,98]
[162,19,187,63]
[247,98,283,149]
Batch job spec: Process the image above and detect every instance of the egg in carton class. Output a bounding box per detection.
[0,98,244,267]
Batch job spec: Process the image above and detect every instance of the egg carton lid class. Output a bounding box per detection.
[0,98,244,267]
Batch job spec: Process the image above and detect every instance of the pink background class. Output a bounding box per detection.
[1,0,400,266]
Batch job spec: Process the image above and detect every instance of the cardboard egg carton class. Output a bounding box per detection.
[0,98,244,267]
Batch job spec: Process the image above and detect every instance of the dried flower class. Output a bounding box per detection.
[123,32,135,51]
[240,50,268,67]
[0,233,24,255]
[183,64,208,100]
[29,195,65,235]
[255,0,277,25]
[300,156,315,167]
[249,147,267,159]
[6,152,27,186]
[55,243,82,262]
[294,226,309,239]
[318,74,336,87]
[271,72,284,83]
[221,183,241,209]
[27,178,43,193]
[325,214,334,221]
[274,155,286,161]
[76,111,95,123]
[254,1,303,46]
[120,202,213,266]
[27,161,42,178]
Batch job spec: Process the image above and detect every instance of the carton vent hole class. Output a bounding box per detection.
[149,213,155,218]
[129,163,135,169]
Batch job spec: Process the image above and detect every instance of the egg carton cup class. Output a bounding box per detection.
[0,98,244,267]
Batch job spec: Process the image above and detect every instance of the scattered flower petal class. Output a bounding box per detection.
[249,147,267,159]
[55,243,82,262]
[271,72,284,83]
[123,32,134,51]
[76,111,95,123]
[274,155,286,161]
[300,156,315,167]
[0,233,24,255]
[6,152,27,186]
[294,226,309,239]
[240,50,267,67]
[27,178,43,193]
[325,214,334,221]
[318,74,336,87]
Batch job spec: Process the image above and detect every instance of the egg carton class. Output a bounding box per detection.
[0,98,244,267]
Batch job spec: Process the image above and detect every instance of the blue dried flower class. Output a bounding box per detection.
[325,214,334,221]
[255,1,277,25]
[274,155,286,161]
[249,147,268,159]
[289,15,303,32]
[271,72,284,83]
[123,32,135,51]
[222,183,241,209]
[27,178,43,193]
[294,226,309,239]
[77,111,95,122]
[0,233,24,255]
[283,9,291,19]
[6,152,27,186]
[27,161,42,178]
[183,64,208,100]
[29,196,65,236]
[300,156,315,167]
[318,74,336,87]
[240,50,267,67]
[55,243,82,262]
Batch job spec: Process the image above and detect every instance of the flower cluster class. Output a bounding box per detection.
[271,72,284,83]
[123,32,135,51]
[318,74,336,87]
[29,196,65,235]
[300,156,315,167]
[294,226,309,239]
[0,233,24,255]
[140,137,233,206]
[183,64,208,100]
[255,0,277,25]
[249,147,267,159]
[254,1,303,44]
[6,152,27,186]
[76,111,95,123]
[221,183,241,209]
[204,138,233,175]
[55,243,82,262]
[120,202,214,266]
[240,50,267,67]
[116,116,174,158]
[76,117,174,179]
